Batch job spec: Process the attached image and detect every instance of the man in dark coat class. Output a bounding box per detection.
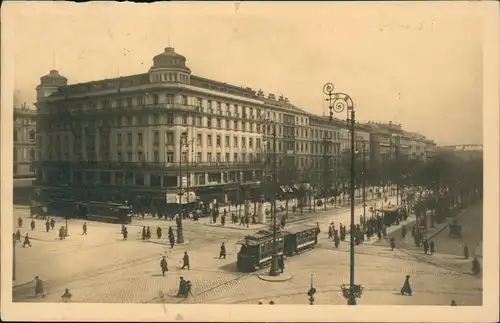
[30,219,36,231]
[181,251,190,270]
[122,226,128,240]
[23,233,32,248]
[334,234,340,248]
[156,226,162,239]
[400,275,412,296]
[390,237,396,251]
[177,276,188,297]
[82,222,87,235]
[45,220,50,232]
[423,240,429,255]
[277,254,285,273]
[50,218,56,230]
[463,244,469,259]
[34,276,44,297]
[146,226,151,240]
[15,229,21,242]
[429,240,435,255]
[221,214,226,226]
[18,216,23,228]
[141,226,146,240]
[168,227,175,248]
[219,243,227,259]
[160,256,169,276]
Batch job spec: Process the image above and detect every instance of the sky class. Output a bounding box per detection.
[5,1,484,146]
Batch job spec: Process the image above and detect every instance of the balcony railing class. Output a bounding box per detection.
[35,160,266,169]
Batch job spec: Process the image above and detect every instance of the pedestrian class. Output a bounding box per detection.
[82,222,87,235]
[450,300,457,306]
[177,276,188,298]
[328,225,333,239]
[169,229,175,248]
[156,226,162,239]
[141,226,146,240]
[59,226,65,240]
[401,226,407,239]
[219,242,227,259]
[390,237,396,251]
[15,229,21,242]
[50,218,55,230]
[146,226,151,240]
[122,226,128,240]
[377,230,382,241]
[472,256,481,275]
[18,216,23,228]
[463,244,469,260]
[269,300,275,305]
[400,275,412,296]
[423,240,429,255]
[160,256,169,276]
[45,220,50,233]
[181,251,190,270]
[61,288,72,302]
[429,240,435,255]
[239,215,245,226]
[23,233,32,248]
[34,276,44,298]
[277,254,285,273]
[245,215,250,228]
[334,234,340,248]
[30,219,35,231]
[258,300,263,305]
[221,214,226,227]
[281,216,286,229]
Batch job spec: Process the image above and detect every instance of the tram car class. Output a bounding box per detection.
[283,225,318,256]
[80,202,133,224]
[236,225,318,272]
[448,219,462,238]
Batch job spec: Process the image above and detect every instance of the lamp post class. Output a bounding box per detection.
[322,136,330,211]
[177,131,190,244]
[361,142,368,228]
[260,114,281,277]
[12,233,16,282]
[324,82,358,305]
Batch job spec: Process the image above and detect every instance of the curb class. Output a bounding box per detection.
[257,274,294,282]
[141,239,191,246]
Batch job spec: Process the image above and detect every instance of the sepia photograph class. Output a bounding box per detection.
[1,1,498,322]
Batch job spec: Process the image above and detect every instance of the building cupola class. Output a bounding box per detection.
[148,47,191,84]
[36,69,68,101]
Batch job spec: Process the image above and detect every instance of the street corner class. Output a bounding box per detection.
[257,273,294,282]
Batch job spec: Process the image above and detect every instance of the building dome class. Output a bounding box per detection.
[40,70,68,87]
[152,47,190,72]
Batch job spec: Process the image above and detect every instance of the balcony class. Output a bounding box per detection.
[36,160,266,171]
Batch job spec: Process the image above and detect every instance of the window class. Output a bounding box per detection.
[234,120,238,130]
[127,152,133,162]
[153,131,159,144]
[166,152,174,163]
[207,118,212,128]
[137,96,144,106]
[196,134,202,146]
[234,136,238,147]
[207,152,212,162]
[216,135,221,147]
[196,97,203,107]
[117,152,122,162]
[166,95,174,104]
[242,153,246,162]
[242,137,246,148]
[166,132,174,145]
[166,113,174,125]
[182,95,188,105]
[153,94,159,104]
[207,135,212,147]
[153,114,159,125]
[233,153,238,162]
[127,116,133,126]
[216,153,221,162]
[249,138,253,148]
[138,152,144,162]
[257,138,261,148]
[181,152,187,163]
[137,133,143,146]
[196,116,202,126]
[127,133,132,146]
[225,136,230,147]
[207,100,212,109]
[225,153,230,162]
[182,115,188,125]
[216,118,221,128]
[196,152,202,163]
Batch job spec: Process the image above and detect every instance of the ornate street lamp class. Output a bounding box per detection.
[260,114,281,277]
[324,82,361,305]
[176,131,191,244]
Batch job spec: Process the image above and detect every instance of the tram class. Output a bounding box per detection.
[236,225,318,272]
[80,202,133,224]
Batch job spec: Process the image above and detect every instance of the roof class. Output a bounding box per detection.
[284,224,317,234]
[237,229,286,246]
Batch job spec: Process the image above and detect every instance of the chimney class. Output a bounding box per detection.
[284,97,289,103]
[257,89,264,97]
[278,95,284,102]
[268,93,276,100]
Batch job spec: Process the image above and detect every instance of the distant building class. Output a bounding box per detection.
[13,102,37,204]
[439,144,483,161]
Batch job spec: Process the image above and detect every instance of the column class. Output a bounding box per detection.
[258,201,266,224]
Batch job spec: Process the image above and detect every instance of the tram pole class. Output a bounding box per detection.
[269,122,281,276]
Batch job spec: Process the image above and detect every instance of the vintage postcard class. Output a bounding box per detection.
[1,1,498,322]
